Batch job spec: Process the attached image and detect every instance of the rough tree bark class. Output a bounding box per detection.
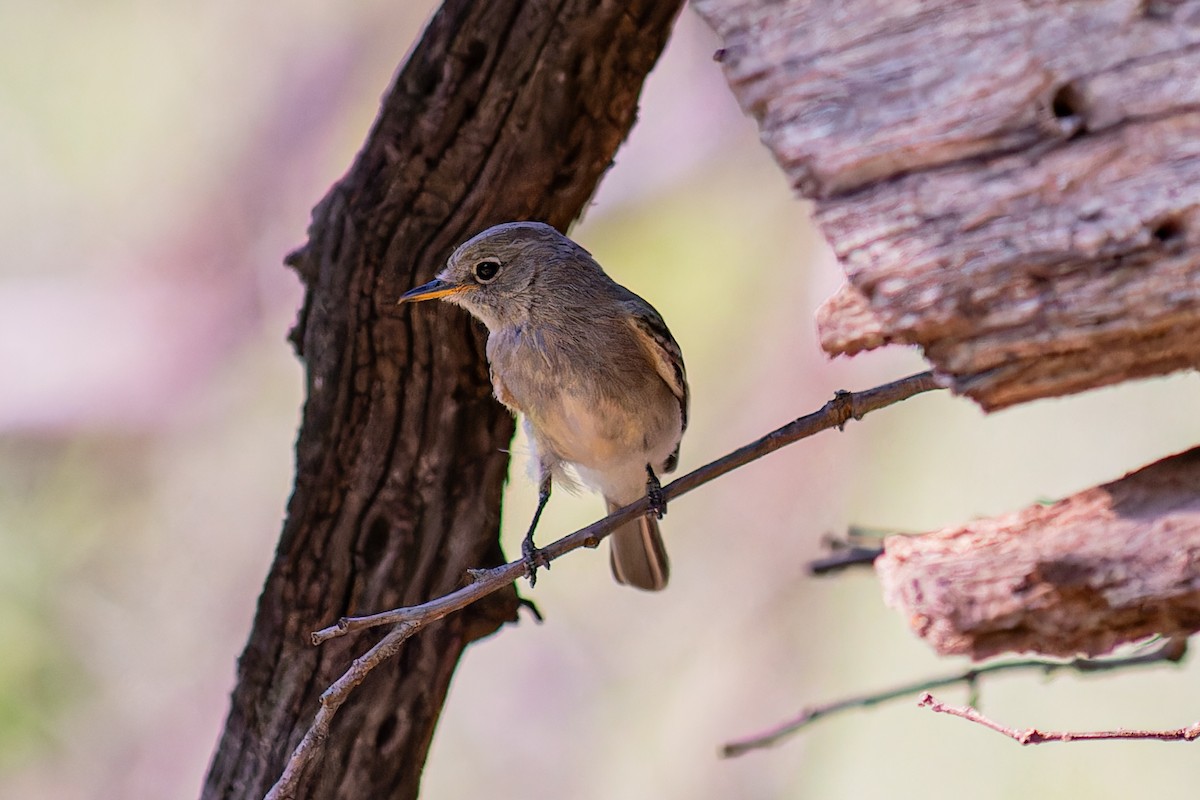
[694,0,1200,661]
[878,448,1200,660]
[695,0,1200,411]
[201,2,683,798]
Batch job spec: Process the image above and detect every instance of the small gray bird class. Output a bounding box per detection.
[399,221,688,591]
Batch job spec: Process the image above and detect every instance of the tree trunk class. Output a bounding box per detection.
[201,2,683,798]
[695,0,1200,410]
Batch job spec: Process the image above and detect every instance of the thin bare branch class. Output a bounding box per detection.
[722,638,1187,757]
[807,545,882,575]
[264,622,420,800]
[808,527,903,575]
[267,371,939,797]
[918,691,1200,745]
[313,370,942,645]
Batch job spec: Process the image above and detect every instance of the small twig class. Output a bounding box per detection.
[721,639,1187,757]
[264,622,419,800]
[918,692,1200,744]
[269,371,940,798]
[807,545,882,575]
[808,527,904,575]
[312,370,942,645]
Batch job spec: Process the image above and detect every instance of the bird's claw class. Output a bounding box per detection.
[521,535,550,587]
[645,465,666,520]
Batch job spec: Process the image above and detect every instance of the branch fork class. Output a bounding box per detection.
[266,371,941,798]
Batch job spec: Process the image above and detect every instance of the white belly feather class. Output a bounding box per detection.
[488,321,684,505]
[528,389,678,504]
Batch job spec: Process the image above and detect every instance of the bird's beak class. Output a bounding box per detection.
[398,278,468,304]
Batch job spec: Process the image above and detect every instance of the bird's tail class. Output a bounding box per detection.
[606,500,670,591]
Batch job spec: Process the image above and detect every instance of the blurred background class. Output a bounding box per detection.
[4,2,1200,798]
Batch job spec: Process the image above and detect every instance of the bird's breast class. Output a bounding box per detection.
[487,324,681,473]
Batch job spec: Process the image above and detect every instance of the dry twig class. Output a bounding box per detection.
[722,638,1187,757]
[807,546,882,574]
[264,624,417,800]
[312,371,941,645]
[918,691,1200,745]
[807,533,885,575]
[263,371,941,798]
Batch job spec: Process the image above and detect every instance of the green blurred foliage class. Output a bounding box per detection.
[0,442,101,763]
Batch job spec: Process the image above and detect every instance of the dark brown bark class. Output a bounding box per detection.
[877,448,1200,660]
[201,2,683,798]
[694,0,1200,410]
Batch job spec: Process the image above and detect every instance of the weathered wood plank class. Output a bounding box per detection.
[876,448,1200,660]
[695,0,1200,408]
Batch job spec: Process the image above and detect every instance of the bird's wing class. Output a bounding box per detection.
[625,301,689,470]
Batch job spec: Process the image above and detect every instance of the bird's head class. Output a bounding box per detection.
[398,221,598,330]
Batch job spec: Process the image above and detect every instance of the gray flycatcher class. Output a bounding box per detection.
[399,221,688,591]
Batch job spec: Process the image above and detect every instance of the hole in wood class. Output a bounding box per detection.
[1048,82,1087,138]
[462,39,488,74]
[374,713,398,749]
[360,515,392,564]
[1151,216,1185,246]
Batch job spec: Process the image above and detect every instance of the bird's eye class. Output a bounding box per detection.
[473,259,501,283]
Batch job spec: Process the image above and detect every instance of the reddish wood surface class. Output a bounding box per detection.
[695,0,1200,410]
[877,448,1200,660]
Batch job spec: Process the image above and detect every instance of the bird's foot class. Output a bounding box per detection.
[645,465,666,520]
[521,534,551,587]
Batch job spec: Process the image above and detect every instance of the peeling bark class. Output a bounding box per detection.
[695,0,1200,409]
[876,448,1200,660]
